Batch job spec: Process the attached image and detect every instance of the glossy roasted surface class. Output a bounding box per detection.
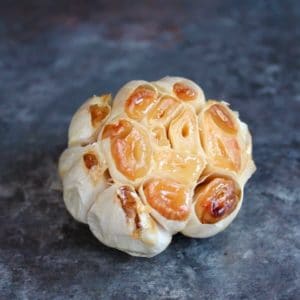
[0,0,299,299]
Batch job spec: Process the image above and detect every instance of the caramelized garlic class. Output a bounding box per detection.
[59,76,255,257]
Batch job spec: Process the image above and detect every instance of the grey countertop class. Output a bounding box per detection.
[0,0,299,299]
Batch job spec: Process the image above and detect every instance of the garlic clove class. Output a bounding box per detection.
[168,106,202,154]
[111,80,159,122]
[58,143,108,223]
[68,94,111,147]
[199,100,256,185]
[146,94,182,126]
[153,76,205,113]
[139,178,192,234]
[182,173,243,238]
[100,118,153,187]
[87,184,172,257]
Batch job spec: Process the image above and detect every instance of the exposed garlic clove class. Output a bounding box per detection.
[111,80,159,122]
[199,100,256,184]
[153,76,205,113]
[199,101,241,172]
[168,107,199,153]
[101,118,152,187]
[68,94,111,147]
[139,178,192,234]
[146,94,182,126]
[182,173,242,238]
[58,143,108,223]
[87,184,172,257]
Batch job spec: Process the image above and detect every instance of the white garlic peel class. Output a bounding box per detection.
[58,76,256,257]
[68,94,111,147]
[58,143,107,223]
[87,185,172,257]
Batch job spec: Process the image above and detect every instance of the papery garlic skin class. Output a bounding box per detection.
[58,143,108,223]
[68,94,111,147]
[59,77,255,257]
[87,185,172,257]
[237,120,256,186]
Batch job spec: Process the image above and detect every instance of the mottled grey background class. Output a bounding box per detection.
[0,1,299,299]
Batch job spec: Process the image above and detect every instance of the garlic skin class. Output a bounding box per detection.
[87,185,172,257]
[58,77,255,257]
[68,94,111,147]
[58,143,108,223]
[238,120,256,186]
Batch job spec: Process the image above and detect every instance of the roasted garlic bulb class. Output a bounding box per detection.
[58,76,255,257]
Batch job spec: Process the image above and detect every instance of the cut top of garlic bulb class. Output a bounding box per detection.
[58,76,255,257]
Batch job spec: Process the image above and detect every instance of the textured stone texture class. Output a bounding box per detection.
[0,0,299,299]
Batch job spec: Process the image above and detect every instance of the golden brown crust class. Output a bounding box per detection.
[194,176,241,224]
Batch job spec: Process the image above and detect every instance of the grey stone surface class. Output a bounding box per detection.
[0,0,299,299]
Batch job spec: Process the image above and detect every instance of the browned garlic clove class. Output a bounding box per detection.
[101,118,152,187]
[182,173,243,238]
[153,76,205,113]
[139,178,192,234]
